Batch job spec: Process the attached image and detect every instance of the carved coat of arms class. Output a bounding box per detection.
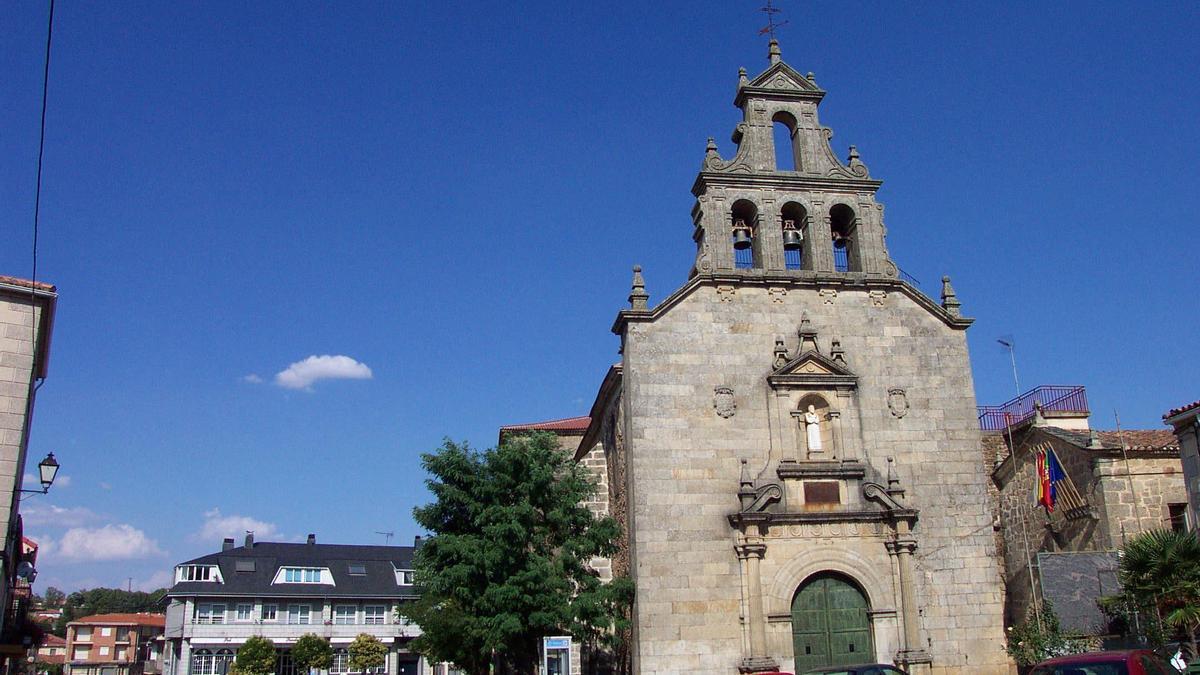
[714,386,736,418]
[888,388,909,418]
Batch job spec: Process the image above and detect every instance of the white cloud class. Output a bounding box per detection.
[242,374,263,384]
[25,534,53,557]
[57,524,165,561]
[193,508,281,544]
[135,569,174,591]
[22,472,69,489]
[274,354,372,391]
[21,503,102,528]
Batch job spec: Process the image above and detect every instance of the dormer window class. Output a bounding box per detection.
[396,569,415,586]
[273,567,333,584]
[175,565,221,583]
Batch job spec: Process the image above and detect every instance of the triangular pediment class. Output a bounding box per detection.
[747,61,821,93]
[772,350,854,378]
[767,350,858,390]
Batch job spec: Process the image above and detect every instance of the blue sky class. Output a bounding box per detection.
[3,2,1198,592]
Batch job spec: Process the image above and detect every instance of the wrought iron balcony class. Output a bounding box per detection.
[977,385,1088,431]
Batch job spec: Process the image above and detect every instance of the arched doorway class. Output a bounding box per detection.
[791,572,872,669]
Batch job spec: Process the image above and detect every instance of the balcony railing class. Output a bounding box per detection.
[977,385,1089,431]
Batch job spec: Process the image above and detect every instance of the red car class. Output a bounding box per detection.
[1030,649,1179,675]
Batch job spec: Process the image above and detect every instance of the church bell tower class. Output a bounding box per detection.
[691,40,896,282]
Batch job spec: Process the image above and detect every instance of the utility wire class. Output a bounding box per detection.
[31,0,56,304]
[18,0,55,500]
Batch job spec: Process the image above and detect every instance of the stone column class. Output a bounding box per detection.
[811,210,835,272]
[758,204,785,272]
[828,410,842,461]
[789,410,807,459]
[888,525,930,667]
[736,520,778,673]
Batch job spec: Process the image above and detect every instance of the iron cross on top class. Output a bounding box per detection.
[758,0,789,39]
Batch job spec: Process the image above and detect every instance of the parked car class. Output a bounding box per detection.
[1030,649,1180,674]
[800,665,908,675]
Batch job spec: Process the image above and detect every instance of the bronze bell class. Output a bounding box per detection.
[732,219,753,250]
[782,220,803,250]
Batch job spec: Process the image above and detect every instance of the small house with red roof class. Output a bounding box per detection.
[65,613,165,675]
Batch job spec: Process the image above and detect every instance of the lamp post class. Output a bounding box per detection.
[19,452,59,494]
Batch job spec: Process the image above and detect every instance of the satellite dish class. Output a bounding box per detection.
[16,561,36,582]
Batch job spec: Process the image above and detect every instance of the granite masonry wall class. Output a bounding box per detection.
[620,280,1009,674]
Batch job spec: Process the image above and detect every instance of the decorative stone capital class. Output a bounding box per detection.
[734,543,767,560]
[886,538,918,555]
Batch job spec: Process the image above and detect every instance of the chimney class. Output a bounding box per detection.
[222,538,235,552]
[307,534,316,545]
[414,535,423,547]
[245,532,254,549]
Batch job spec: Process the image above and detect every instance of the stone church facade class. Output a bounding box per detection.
[524,41,1011,674]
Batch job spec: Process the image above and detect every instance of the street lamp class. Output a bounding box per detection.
[20,452,59,494]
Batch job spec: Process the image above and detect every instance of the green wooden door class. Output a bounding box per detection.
[791,574,872,670]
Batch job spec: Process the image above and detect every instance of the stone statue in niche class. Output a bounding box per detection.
[804,405,823,452]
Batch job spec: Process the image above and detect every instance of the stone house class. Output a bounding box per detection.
[0,274,57,668]
[511,40,1010,675]
[1163,399,1200,531]
[987,397,1184,635]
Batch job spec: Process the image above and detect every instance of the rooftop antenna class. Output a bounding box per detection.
[758,0,789,40]
[375,531,394,545]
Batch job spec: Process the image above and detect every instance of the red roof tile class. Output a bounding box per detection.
[1165,399,1200,420]
[499,415,591,433]
[70,613,165,627]
[41,635,65,647]
[1093,429,1179,451]
[0,275,55,292]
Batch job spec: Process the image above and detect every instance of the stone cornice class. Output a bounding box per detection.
[728,508,917,528]
[776,460,866,481]
[574,365,623,461]
[612,274,973,335]
[691,170,882,197]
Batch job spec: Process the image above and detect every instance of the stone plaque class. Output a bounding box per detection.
[804,481,840,504]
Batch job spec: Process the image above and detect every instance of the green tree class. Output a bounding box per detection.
[405,433,635,675]
[1005,601,1071,667]
[43,587,65,608]
[31,661,63,675]
[232,636,276,675]
[291,634,332,674]
[347,634,387,673]
[1115,528,1200,659]
[53,588,167,636]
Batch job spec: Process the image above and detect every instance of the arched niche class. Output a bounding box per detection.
[794,392,835,458]
[772,111,801,172]
[780,201,808,271]
[829,203,858,272]
[731,199,759,270]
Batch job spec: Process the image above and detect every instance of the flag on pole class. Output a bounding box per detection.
[1035,446,1067,512]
